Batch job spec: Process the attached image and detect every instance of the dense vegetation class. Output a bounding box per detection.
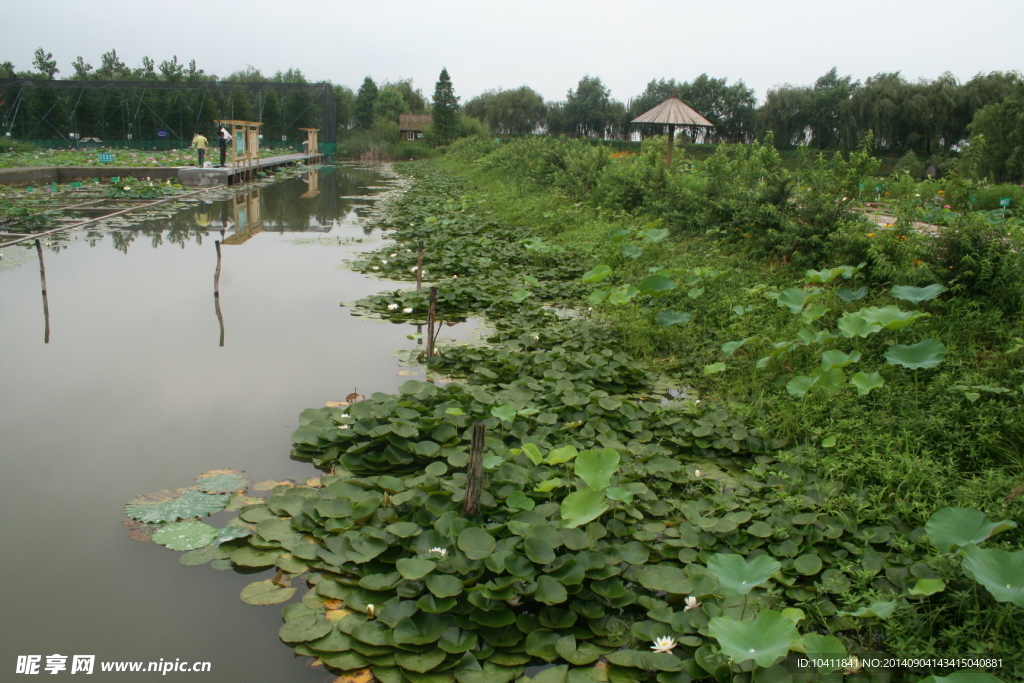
[126,139,1022,682]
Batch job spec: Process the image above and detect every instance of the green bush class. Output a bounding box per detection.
[0,138,38,154]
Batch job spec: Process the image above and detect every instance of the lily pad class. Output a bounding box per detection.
[195,468,250,493]
[125,488,229,524]
[152,520,219,551]
[241,579,296,605]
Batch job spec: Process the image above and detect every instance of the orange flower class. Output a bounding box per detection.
[867,233,875,237]
[913,259,922,266]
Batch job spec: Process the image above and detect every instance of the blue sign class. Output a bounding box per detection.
[156,129,169,139]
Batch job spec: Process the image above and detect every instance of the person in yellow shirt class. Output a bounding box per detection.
[191,132,209,167]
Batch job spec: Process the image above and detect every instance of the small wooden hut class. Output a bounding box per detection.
[631,98,714,165]
[399,114,433,141]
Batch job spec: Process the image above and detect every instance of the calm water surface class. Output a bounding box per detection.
[0,166,429,681]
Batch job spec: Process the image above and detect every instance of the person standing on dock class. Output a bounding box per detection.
[191,132,209,167]
[217,127,232,167]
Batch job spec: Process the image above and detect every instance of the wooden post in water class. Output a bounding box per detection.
[463,422,486,515]
[34,239,50,344]
[214,240,225,347]
[416,240,424,291]
[425,286,438,358]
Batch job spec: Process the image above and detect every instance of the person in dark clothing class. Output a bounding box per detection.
[217,127,231,167]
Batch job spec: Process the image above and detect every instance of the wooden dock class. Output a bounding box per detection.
[0,152,326,188]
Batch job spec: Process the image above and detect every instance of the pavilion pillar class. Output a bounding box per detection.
[666,124,675,166]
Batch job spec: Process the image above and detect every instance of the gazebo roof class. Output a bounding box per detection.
[631,97,713,127]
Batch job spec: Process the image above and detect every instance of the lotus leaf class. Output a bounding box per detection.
[892,284,945,305]
[195,469,249,494]
[837,312,882,338]
[774,288,819,314]
[885,339,945,369]
[925,507,1017,553]
[908,578,946,596]
[785,375,818,398]
[837,286,868,302]
[241,579,296,605]
[838,600,896,618]
[707,610,798,668]
[800,633,846,672]
[621,245,643,259]
[574,448,619,491]
[860,305,930,330]
[820,349,861,370]
[561,489,609,529]
[655,310,692,327]
[851,371,884,395]
[547,445,579,464]
[152,520,218,551]
[581,265,612,284]
[608,285,640,305]
[638,274,675,296]
[801,305,829,324]
[961,545,1024,606]
[706,553,780,594]
[644,226,670,243]
[125,488,229,524]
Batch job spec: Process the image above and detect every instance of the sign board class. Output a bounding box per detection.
[156,130,169,139]
[98,153,114,163]
[1000,197,1011,207]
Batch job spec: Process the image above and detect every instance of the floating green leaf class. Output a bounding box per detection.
[706,553,780,594]
[241,579,296,605]
[885,339,945,369]
[546,445,579,465]
[838,600,897,618]
[152,520,218,551]
[125,488,229,524]
[800,633,847,673]
[925,507,1018,553]
[195,469,250,494]
[490,404,517,423]
[707,610,798,668]
[397,557,437,580]
[638,274,676,296]
[458,527,496,560]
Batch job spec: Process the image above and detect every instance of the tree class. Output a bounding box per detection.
[386,79,427,114]
[0,61,14,78]
[159,56,185,82]
[354,77,379,130]
[564,75,611,138]
[32,48,58,79]
[969,89,1024,182]
[96,50,129,79]
[432,68,460,145]
[465,86,546,135]
[808,67,855,149]
[70,57,93,80]
[374,86,409,123]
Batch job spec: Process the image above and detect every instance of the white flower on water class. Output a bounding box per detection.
[337,424,350,430]
[387,303,399,310]
[429,547,447,557]
[410,266,419,273]
[371,266,380,271]
[683,596,701,612]
[365,604,376,618]
[693,469,703,478]
[381,260,388,264]
[650,636,677,654]
[390,253,397,257]
[403,307,413,314]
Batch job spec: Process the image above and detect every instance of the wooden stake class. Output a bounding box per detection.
[426,286,438,358]
[35,239,50,344]
[416,240,424,291]
[463,422,486,515]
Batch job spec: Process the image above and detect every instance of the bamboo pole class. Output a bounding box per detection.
[463,422,486,515]
[214,240,224,347]
[34,239,50,344]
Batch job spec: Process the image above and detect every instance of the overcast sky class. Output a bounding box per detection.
[2,0,1022,104]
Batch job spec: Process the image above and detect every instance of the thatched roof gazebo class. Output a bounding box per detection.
[631,97,714,165]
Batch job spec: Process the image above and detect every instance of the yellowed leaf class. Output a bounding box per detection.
[326,608,352,622]
[323,599,344,610]
[225,493,263,511]
[325,401,350,407]
[253,480,292,491]
[396,370,420,376]
[346,392,366,403]
[122,517,157,542]
[333,667,374,683]
[305,477,323,488]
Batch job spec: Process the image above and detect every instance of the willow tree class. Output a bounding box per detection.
[464,86,546,135]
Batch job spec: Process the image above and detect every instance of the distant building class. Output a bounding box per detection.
[399,114,432,141]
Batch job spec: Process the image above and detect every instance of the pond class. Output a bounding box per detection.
[0,165,435,681]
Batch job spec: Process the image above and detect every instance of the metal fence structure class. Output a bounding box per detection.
[0,78,337,153]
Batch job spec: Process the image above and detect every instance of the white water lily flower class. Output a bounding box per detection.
[390,253,397,257]
[337,424,350,430]
[683,596,701,612]
[365,604,376,619]
[387,303,399,310]
[371,266,379,270]
[429,547,447,557]
[410,266,419,273]
[381,259,388,264]
[693,469,702,478]
[650,636,677,654]
[402,307,414,314]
